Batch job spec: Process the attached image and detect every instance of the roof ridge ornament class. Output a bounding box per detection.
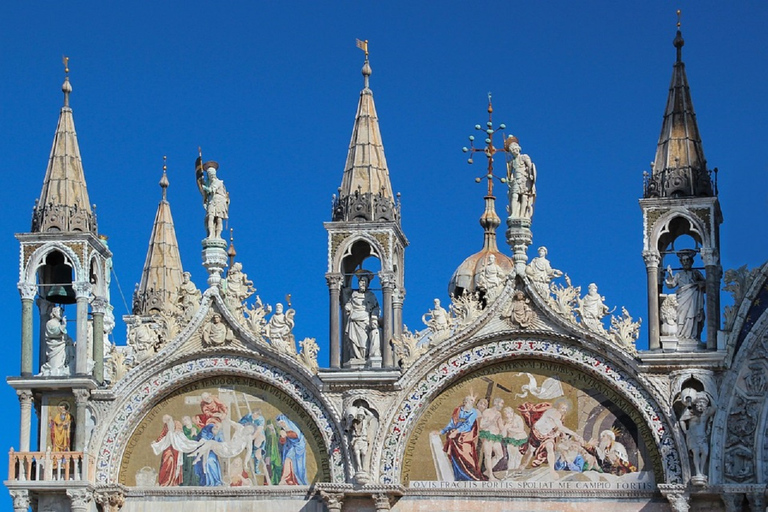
[62,55,72,108]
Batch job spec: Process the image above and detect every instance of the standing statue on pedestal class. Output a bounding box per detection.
[505,136,536,219]
[678,388,715,485]
[265,303,296,355]
[197,160,229,240]
[526,246,562,296]
[178,272,202,323]
[665,250,705,341]
[224,262,255,319]
[577,283,611,332]
[40,306,74,376]
[344,404,376,482]
[476,254,506,302]
[344,275,380,365]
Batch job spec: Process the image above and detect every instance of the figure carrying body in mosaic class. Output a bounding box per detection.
[518,398,581,479]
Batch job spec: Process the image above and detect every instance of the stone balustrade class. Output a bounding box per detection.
[8,449,92,482]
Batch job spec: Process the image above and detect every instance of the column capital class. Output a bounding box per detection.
[73,388,91,405]
[91,296,109,314]
[319,490,344,511]
[379,272,396,289]
[67,488,92,510]
[17,281,37,300]
[700,247,720,267]
[94,489,126,512]
[325,273,343,290]
[642,250,661,267]
[73,281,93,299]
[9,489,30,511]
[17,389,33,405]
[374,492,392,511]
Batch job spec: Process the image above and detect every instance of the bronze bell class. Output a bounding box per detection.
[41,252,76,304]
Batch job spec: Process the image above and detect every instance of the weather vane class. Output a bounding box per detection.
[677,9,681,29]
[62,55,69,75]
[462,92,510,196]
[356,38,369,56]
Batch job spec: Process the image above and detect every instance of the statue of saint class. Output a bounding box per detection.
[344,404,376,477]
[505,136,537,219]
[665,250,706,341]
[224,262,255,316]
[422,298,451,333]
[265,303,296,355]
[178,272,202,322]
[525,246,562,296]
[344,275,380,364]
[577,283,610,332]
[41,306,74,376]
[199,162,229,239]
[202,313,232,347]
[679,390,715,482]
[476,254,506,301]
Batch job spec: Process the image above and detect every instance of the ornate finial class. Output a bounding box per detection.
[159,156,169,201]
[61,55,72,107]
[357,39,371,88]
[286,293,292,307]
[227,228,237,267]
[674,9,685,62]
[462,93,509,197]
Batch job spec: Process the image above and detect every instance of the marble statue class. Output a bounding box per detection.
[265,303,296,354]
[202,313,233,347]
[40,306,74,376]
[344,404,376,479]
[422,298,453,341]
[128,321,160,363]
[368,315,381,359]
[660,295,679,337]
[344,275,380,365]
[224,262,255,318]
[476,254,506,302]
[665,250,706,341]
[678,389,715,484]
[526,246,562,296]
[178,272,202,323]
[200,162,229,239]
[577,283,610,332]
[505,136,536,219]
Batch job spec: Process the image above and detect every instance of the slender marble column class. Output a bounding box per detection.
[326,273,342,368]
[91,297,107,384]
[18,282,36,376]
[18,390,33,452]
[73,282,92,376]
[73,389,90,451]
[380,274,394,367]
[643,252,661,350]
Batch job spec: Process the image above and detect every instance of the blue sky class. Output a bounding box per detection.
[2,0,767,497]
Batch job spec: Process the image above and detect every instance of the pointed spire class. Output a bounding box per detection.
[645,12,713,198]
[333,41,397,223]
[133,158,185,315]
[32,59,97,233]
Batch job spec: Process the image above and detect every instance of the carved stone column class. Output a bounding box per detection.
[319,491,344,512]
[326,273,343,368]
[380,272,394,367]
[392,286,405,339]
[373,493,392,511]
[18,282,36,377]
[9,489,30,512]
[747,491,766,512]
[643,251,661,350]
[67,488,92,512]
[73,281,93,376]
[36,297,53,374]
[91,296,108,384]
[95,489,126,512]
[701,248,721,350]
[18,390,33,452]
[73,389,90,451]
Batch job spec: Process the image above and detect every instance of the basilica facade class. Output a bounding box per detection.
[6,28,768,512]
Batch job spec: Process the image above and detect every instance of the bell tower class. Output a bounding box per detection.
[640,20,722,352]
[324,42,408,369]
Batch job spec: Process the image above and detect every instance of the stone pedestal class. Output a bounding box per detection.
[368,355,382,369]
[202,237,229,286]
[506,217,532,275]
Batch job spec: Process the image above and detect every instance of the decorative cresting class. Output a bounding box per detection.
[92,354,345,484]
[378,339,681,484]
[711,265,768,485]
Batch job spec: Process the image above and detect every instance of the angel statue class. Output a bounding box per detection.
[505,136,537,219]
[196,158,229,239]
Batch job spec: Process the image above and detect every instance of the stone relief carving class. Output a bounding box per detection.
[265,302,296,355]
[504,135,536,220]
[677,388,715,485]
[450,290,483,327]
[126,319,162,364]
[201,313,234,347]
[576,283,611,333]
[723,264,758,330]
[297,337,320,374]
[39,305,75,376]
[422,298,455,343]
[608,307,641,357]
[665,250,705,342]
[501,290,537,328]
[391,327,428,370]
[526,246,562,297]
[343,402,377,483]
[743,361,768,396]
[724,445,754,483]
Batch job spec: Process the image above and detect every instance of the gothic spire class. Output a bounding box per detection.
[32,60,97,233]
[332,43,398,223]
[133,158,185,315]
[645,17,713,198]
